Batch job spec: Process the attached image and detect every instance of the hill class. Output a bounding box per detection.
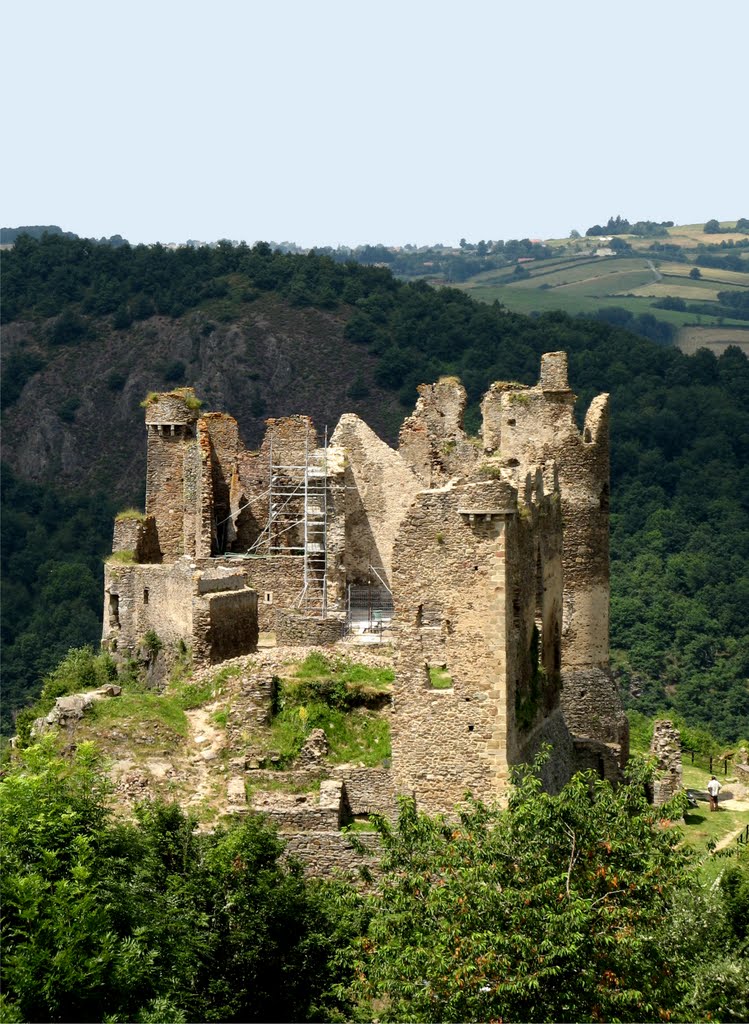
[1,234,748,742]
[451,221,749,356]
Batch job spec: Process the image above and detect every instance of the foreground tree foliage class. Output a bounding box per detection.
[0,739,359,1023]
[1,740,748,1022]
[346,757,748,1023]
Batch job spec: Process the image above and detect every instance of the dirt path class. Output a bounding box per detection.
[646,259,662,282]
[183,703,227,812]
[715,823,749,852]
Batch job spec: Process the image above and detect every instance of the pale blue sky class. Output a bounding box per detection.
[3,0,747,247]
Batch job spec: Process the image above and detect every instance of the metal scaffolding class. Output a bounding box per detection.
[251,423,329,618]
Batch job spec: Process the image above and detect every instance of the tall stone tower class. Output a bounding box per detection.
[144,389,202,560]
[390,471,571,812]
[481,352,628,765]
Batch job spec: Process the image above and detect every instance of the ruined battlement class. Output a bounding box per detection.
[143,388,201,426]
[103,352,627,817]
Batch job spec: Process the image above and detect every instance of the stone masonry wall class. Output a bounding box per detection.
[144,391,201,561]
[480,353,628,763]
[389,467,572,814]
[331,414,422,587]
[329,766,397,817]
[281,831,381,883]
[391,480,512,812]
[103,560,195,655]
[223,556,306,631]
[112,516,161,563]
[274,610,344,646]
[650,719,683,806]
[398,377,479,487]
[196,589,258,664]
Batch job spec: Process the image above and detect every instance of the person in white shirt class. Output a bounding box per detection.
[707,775,721,811]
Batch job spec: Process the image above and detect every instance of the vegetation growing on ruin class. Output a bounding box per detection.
[254,665,391,769]
[12,647,118,748]
[0,740,357,1024]
[428,666,453,689]
[168,662,238,710]
[88,688,189,742]
[114,507,146,521]
[107,549,136,564]
[293,651,394,690]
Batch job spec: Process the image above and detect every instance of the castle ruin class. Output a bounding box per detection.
[103,352,628,820]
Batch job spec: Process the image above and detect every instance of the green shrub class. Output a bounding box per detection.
[142,630,163,657]
[14,647,117,746]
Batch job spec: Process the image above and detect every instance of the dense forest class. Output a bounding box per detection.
[1,234,748,742]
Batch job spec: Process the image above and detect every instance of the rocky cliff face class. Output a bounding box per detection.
[2,295,401,501]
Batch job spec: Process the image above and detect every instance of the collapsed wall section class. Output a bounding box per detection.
[398,377,479,486]
[331,413,422,588]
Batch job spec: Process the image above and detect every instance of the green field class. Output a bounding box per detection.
[457,244,748,338]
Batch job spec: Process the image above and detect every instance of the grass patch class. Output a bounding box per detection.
[293,651,393,690]
[107,550,136,564]
[115,508,146,522]
[429,666,453,690]
[252,677,391,769]
[211,708,229,728]
[13,647,119,747]
[169,663,241,710]
[88,690,188,738]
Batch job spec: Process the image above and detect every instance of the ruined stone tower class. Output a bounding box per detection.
[144,389,202,560]
[481,352,627,774]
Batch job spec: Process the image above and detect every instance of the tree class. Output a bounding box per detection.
[689,267,702,279]
[0,740,356,1022]
[704,219,721,234]
[349,757,703,1022]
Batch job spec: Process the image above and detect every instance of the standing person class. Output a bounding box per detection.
[707,775,721,811]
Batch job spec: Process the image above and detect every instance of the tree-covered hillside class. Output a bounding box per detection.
[1,235,748,740]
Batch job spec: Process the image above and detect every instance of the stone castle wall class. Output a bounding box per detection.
[103,559,258,665]
[331,414,422,587]
[389,472,570,813]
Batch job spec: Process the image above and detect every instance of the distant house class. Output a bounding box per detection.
[517,257,536,264]
[594,247,615,257]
